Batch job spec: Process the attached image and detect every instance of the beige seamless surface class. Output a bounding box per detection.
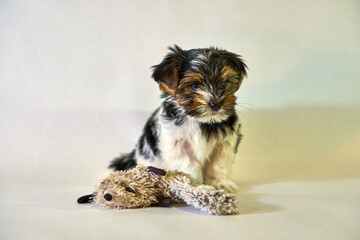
[1,106,359,240]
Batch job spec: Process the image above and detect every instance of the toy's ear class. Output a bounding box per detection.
[77,194,94,204]
[147,166,167,176]
[125,186,136,194]
[152,45,187,96]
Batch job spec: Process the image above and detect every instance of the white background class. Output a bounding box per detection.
[1,0,359,112]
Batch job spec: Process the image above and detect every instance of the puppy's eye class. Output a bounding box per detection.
[190,83,199,91]
[125,186,136,194]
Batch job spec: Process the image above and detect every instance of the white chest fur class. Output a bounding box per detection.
[134,108,239,184]
[134,109,239,188]
[155,114,217,181]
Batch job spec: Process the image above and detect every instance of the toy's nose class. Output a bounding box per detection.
[104,193,112,201]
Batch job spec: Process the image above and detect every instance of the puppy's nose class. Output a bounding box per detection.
[209,101,221,111]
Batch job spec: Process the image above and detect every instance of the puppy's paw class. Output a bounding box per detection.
[214,180,239,193]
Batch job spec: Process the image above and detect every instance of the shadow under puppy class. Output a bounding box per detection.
[78,164,239,215]
[110,46,247,192]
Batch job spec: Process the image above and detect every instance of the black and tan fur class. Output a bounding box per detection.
[110,45,247,192]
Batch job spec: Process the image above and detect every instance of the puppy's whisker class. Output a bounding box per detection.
[235,103,254,111]
[237,102,256,106]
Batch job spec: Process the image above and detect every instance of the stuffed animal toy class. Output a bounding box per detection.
[78,164,239,215]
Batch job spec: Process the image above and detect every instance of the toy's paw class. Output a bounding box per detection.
[214,180,239,193]
[215,192,239,215]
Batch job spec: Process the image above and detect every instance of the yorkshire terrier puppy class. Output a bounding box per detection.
[109,45,247,192]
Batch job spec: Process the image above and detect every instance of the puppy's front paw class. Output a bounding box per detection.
[214,180,239,193]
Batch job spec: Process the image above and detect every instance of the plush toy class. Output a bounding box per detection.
[78,164,239,215]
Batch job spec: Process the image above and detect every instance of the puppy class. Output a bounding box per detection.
[109,45,247,192]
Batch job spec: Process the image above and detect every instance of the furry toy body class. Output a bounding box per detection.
[109,46,247,192]
[78,165,239,215]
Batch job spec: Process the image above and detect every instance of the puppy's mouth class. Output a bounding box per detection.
[181,100,233,123]
[196,111,229,123]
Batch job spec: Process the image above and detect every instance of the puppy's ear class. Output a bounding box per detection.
[219,50,248,91]
[152,45,187,95]
[235,56,247,89]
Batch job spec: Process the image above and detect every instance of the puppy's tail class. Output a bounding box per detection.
[108,149,137,171]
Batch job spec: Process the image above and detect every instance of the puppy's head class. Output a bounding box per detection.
[152,45,247,123]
